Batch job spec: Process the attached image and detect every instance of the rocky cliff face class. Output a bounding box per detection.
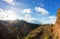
[53,9,60,39]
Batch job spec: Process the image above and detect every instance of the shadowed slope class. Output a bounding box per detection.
[25,24,53,39]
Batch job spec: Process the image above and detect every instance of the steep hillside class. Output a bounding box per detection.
[0,20,54,39]
[52,8,60,39]
[25,24,54,39]
[0,20,39,39]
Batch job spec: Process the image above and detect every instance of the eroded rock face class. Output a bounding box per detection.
[53,9,60,39]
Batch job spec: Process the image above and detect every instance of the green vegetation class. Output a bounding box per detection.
[56,35,59,39]
[0,21,54,39]
[25,24,54,39]
[43,34,50,39]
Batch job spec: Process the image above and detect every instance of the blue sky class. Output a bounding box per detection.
[0,0,60,24]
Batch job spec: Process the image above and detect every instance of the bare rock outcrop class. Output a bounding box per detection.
[53,8,60,39]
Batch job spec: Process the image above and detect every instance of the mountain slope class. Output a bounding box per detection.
[25,24,54,39]
[0,20,39,39]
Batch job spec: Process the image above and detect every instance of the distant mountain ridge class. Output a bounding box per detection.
[0,20,39,39]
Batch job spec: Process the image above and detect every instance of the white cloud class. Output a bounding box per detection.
[4,0,15,5]
[18,13,56,24]
[39,16,56,24]
[24,15,56,24]
[18,14,36,23]
[0,9,18,20]
[0,9,3,12]
[18,8,32,22]
[0,8,55,24]
[35,7,49,15]
[24,14,33,23]
[49,16,56,19]
[48,16,56,24]
[22,8,31,13]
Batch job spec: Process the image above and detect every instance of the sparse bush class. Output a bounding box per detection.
[43,34,50,39]
[56,35,59,39]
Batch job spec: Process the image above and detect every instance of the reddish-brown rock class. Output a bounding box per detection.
[53,8,60,39]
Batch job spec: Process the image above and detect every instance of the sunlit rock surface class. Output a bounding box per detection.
[53,8,60,39]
